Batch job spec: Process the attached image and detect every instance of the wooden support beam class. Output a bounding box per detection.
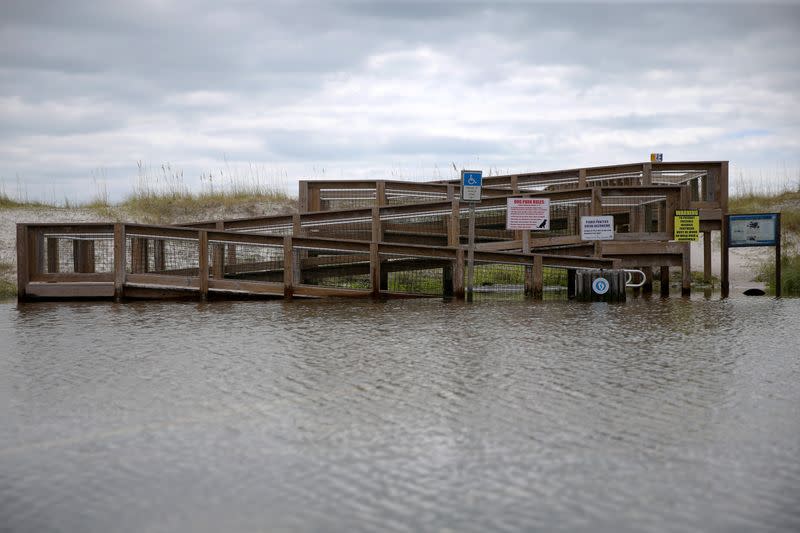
[47,238,59,273]
[114,223,126,301]
[591,187,603,216]
[198,230,209,300]
[131,237,148,274]
[370,242,380,297]
[283,236,294,299]
[16,225,29,301]
[453,248,465,299]
[578,169,587,189]
[721,217,730,298]
[703,231,712,284]
[681,243,691,297]
[376,181,387,207]
[73,240,95,273]
[660,266,670,297]
[642,162,652,185]
[298,181,310,213]
[532,255,543,300]
[642,266,653,294]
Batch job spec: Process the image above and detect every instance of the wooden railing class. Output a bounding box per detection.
[16,223,619,301]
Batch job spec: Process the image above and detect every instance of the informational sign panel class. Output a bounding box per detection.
[728,213,779,247]
[506,198,550,230]
[650,153,663,162]
[674,209,700,241]
[461,170,482,202]
[580,215,615,240]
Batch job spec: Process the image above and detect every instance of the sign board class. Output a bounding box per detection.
[580,215,614,240]
[674,209,700,241]
[592,277,610,295]
[650,153,663,162]
[506,198,550,230]
[461,170,482,202]
[728,213,779,247]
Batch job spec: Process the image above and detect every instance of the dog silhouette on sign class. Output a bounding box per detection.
[537,219,548,229]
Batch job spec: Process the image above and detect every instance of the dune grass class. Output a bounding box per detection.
[0,262,16,299]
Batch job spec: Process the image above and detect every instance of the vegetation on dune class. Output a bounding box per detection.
[0,262,16,299]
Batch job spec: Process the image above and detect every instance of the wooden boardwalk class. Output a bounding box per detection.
[16,161,730,301]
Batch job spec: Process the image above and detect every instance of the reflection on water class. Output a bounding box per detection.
[0,296,799,532]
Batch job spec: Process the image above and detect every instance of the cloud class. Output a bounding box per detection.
[1,1,799,202]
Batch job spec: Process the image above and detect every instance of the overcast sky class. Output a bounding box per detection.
[2,0,799,202]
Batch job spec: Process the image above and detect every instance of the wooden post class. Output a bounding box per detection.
[578,168,587,189]
[283,236,294,299]
[703,231,713,284]
[665,191,677,236]
[16,225,29,301]
[642,162,652,186]
[443,263,454,298]
[114,223,126,301]
[721,215,730,298]
[298,181,309,213]
[642,266,653,294]
[591,187,602,216]
[375,181,387,207]
[681,243,691,297]
[448,196,460,247]
[532,255,543,300]
[660,266,670,297]
[510,175,519,194]
[47,238,60,273]
[453,248,465,299]
[198,230,208,300]
[567,269,576,299]
[720,163,730,298]
[776,213,782,298]
[154,240,166,272]
[131,237,148,274]
[73,240,95,273]
[370,242,381,298]
[446,183,455,201]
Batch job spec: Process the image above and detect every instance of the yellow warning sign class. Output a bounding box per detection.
[674,209,699,241]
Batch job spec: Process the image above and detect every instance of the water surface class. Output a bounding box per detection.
[1,295,799,532]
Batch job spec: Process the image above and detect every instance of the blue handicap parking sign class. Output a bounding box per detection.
[462,172,482,187]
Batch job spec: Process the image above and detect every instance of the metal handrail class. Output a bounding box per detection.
[625,269,647,288]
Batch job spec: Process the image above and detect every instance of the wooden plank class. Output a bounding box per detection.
[26,282,115,298]
[31,273,113,282]
[293,285,370,298]
[601,241,685,255]
[642,163,652,185]
[125,273,200,289]
[198,230,208,299]
[453,248,464,299]
[591,187,602,216]
[208,279,284,295]
[376,181,387,206]
[703,231,712,284]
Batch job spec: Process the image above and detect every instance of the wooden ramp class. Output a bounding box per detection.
[16,161,730,301]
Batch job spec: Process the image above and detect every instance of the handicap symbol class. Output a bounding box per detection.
[467,176,479,185]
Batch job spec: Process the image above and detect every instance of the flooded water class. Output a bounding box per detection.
[1,295,799,532]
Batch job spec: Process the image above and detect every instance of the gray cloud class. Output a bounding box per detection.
[1,0,799,202]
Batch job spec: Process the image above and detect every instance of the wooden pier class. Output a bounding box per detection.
[16,161,729,302]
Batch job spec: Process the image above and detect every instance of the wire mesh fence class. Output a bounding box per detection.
[385,187,448,206]
[468,263,570,301]
[601,193,667,234]
[209,240,284,282]
[382,209,450,243]
[42,233,114,274]
[126,234,199,275]
[319,188,376,210]
[301,217,372,241]
[294,246,371,291]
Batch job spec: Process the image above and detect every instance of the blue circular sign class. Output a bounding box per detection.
[592,277,610,295]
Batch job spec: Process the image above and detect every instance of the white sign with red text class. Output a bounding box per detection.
[506,198,550,231]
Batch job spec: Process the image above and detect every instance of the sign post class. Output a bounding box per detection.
[461,170,482,302]
[726,213,782,297]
